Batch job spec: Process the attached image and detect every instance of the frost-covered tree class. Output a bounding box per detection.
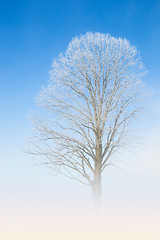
[31,32,146,208]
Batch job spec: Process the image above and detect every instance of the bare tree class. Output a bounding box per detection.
[30,32,146,208]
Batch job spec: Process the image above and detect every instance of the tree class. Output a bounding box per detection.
[31,32,146,209]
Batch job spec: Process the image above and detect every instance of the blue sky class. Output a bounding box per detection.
[0,1,160,235]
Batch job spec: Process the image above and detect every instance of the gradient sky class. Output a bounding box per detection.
[0,0,160,239]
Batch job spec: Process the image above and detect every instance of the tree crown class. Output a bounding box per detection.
[33,32,146,185]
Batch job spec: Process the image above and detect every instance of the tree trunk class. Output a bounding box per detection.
[92,132,102,212]
[92,163,102,212]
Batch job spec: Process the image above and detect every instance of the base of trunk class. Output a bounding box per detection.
[92,183,101,212]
